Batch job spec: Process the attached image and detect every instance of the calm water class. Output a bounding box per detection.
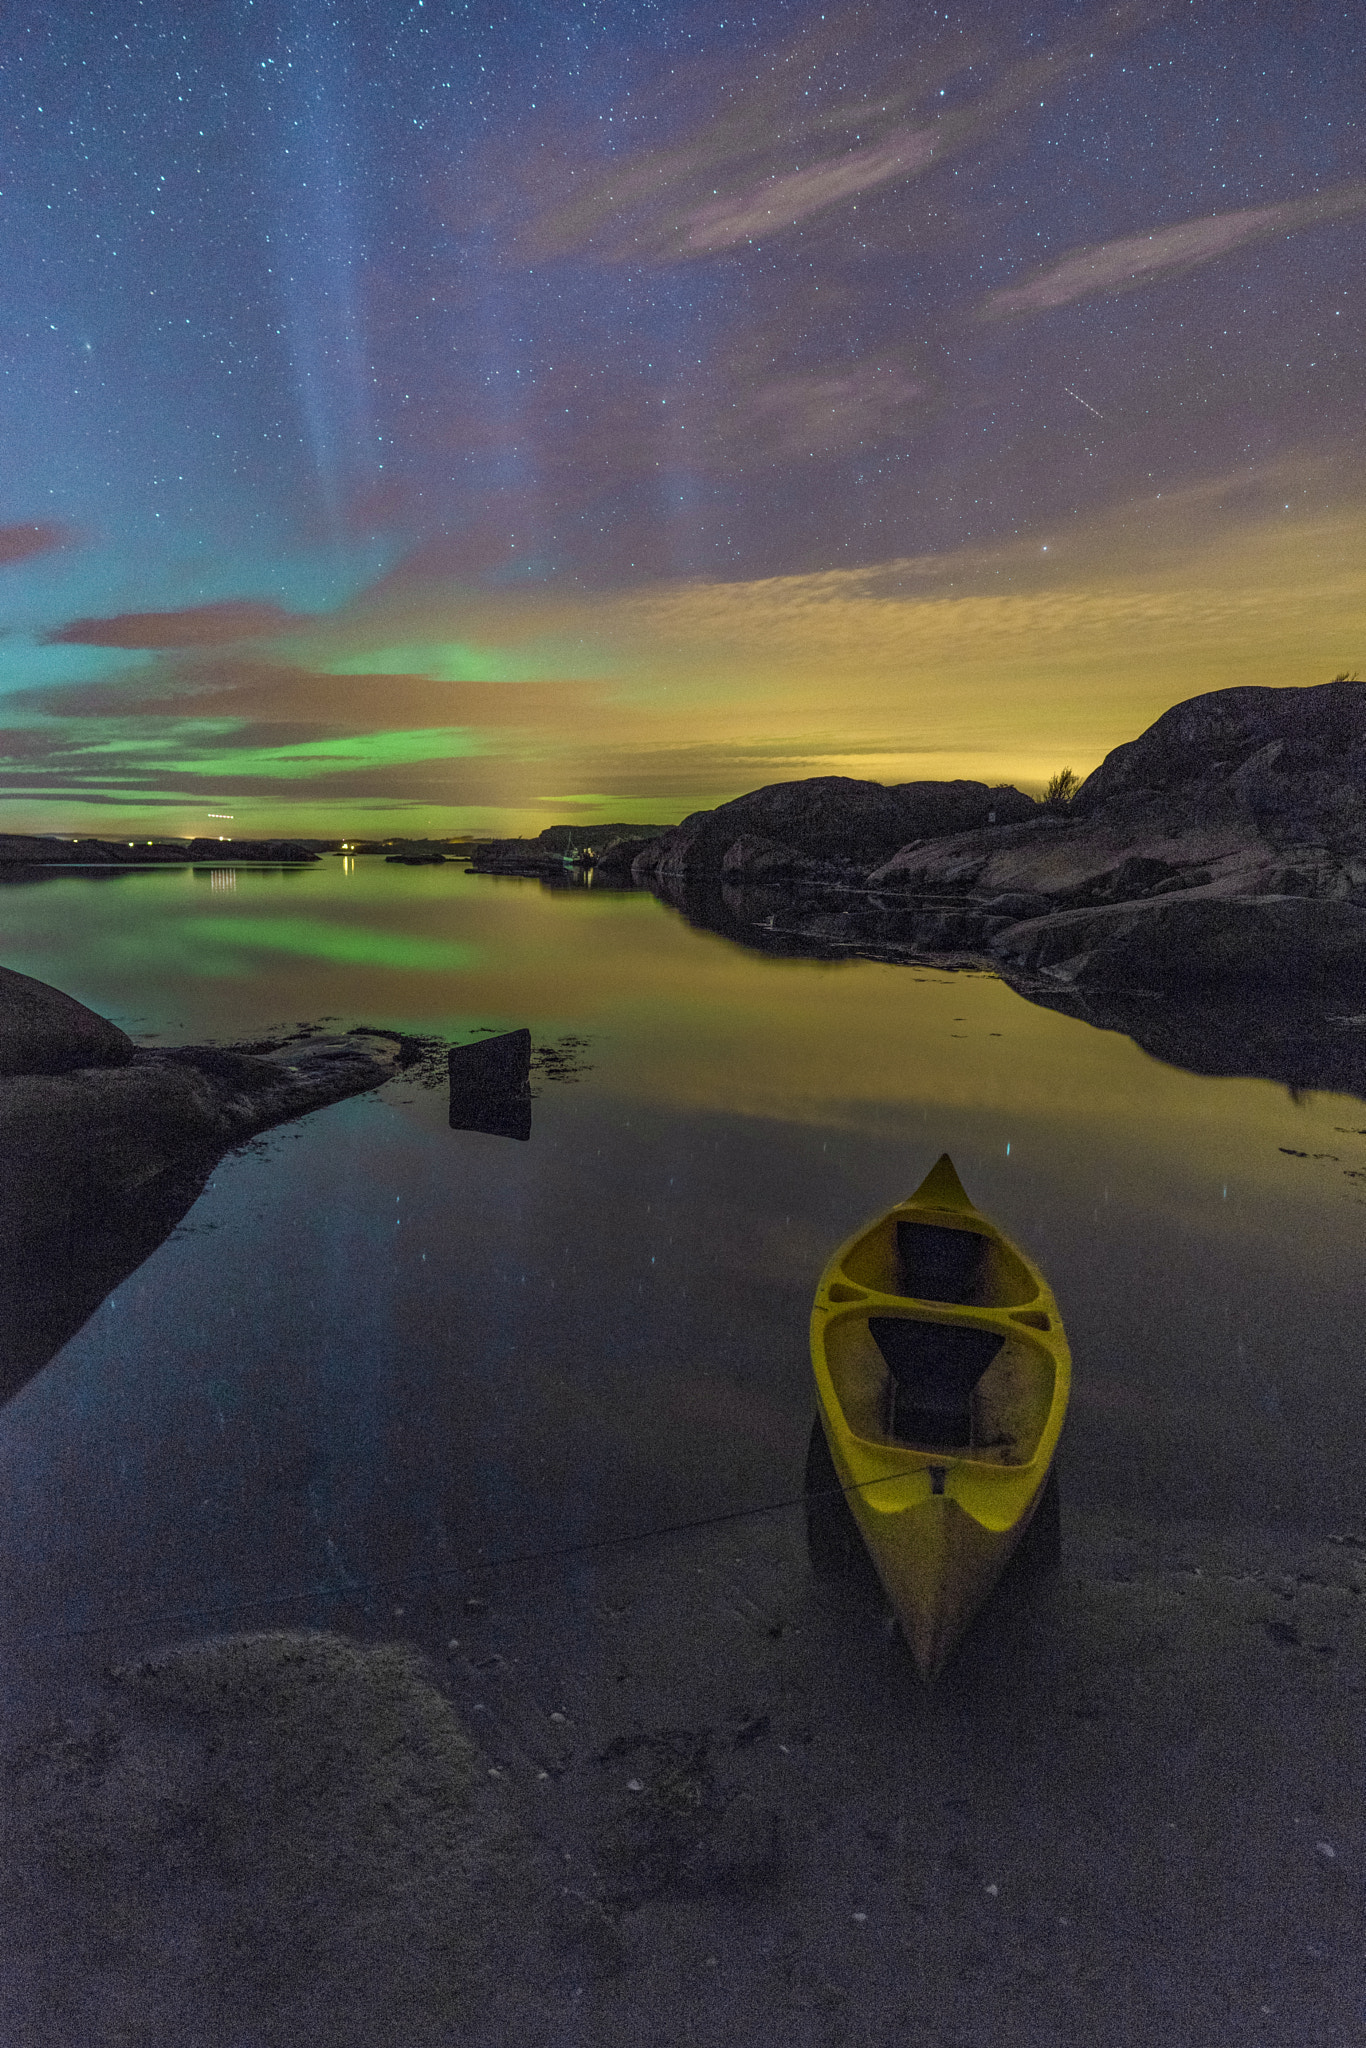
[2,858,1363,1704]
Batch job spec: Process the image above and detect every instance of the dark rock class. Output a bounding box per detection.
[0,836,323,864]
[0,1632,521,2043]
[981,890,1056,919]
[0,1025,403,1402]
[0,835,115,865]
[993,895,1366,992]
[537,823,672,852]
[448,1029,532,1141]
[0,964,136,1077]
[719,834,846,883]
[385,852,450,864]
[589,836,658,878]
[183,838,320,862]
[633,776,1035,886]
[1074,679,1366,830]
[468,839,566,875]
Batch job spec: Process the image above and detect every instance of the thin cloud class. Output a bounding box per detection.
[10,660,614,735]
[982,182,1366,318]
[741,359,935,460]
[512,0,1168,265]
[0,521,75,568]
[46,600,315,648]
[683,124,940,253]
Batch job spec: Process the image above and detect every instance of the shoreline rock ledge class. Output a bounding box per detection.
[630,682,1366,994]
[0,967,404,1402]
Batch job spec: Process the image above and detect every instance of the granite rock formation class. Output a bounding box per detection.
[0,971,404,1400]
[0,964,136,1075]
[631,776,1035,894]
[627,683,1366,997]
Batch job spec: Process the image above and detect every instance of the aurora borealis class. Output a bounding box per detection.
[2,0,1362,839]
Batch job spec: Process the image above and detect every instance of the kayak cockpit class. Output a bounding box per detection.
[837,1214,1040,1310]
[821,1311,1056,1464]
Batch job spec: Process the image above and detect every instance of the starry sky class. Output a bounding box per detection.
[2,0,1362,838]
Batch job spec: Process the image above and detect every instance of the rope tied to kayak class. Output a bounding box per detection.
[42,1470,914,1645]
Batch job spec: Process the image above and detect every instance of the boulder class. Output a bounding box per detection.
[0,964,136,1077]
[448,1028,532,1141]
[1074,679,1366,827]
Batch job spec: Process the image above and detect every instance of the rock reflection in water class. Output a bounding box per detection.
[637,872,1366,1102]
[1025,986,1366,1100]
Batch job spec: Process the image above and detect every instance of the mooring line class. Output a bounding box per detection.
[43,1470,909,1645]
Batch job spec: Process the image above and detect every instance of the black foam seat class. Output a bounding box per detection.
[869,1316,1003,1449]
[896,1221,988,1303]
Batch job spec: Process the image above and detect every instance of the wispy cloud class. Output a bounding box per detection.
[682,124,941,253]
[511,1,1168,265]
[46,600,316,648]
[741,359,935,460]
[982,182,1366,318]
[0,521,75,568]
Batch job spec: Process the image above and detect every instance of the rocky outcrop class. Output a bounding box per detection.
[623,683,1366,1023]
[468,839,567,875]
[0,964,136,1076]
[0,972,406,1400]
[180,838,321,861]
[719,834,847,884]
[632,776,1035,888]
[1072,678,1366,844]
[587,835,658,879]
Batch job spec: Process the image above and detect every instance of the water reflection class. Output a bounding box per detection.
[1,861,1364,1701]
[633,867,1366,1102]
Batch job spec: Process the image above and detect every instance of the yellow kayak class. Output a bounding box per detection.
[809,1153,1070,1678]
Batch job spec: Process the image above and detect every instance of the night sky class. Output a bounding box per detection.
[2,0,1362,837]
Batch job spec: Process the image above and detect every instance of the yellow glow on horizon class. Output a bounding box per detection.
[4,465,1362,838]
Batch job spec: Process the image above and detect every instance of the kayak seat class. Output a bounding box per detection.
[896,1221,989,1304]
[869,1316,1004,1449]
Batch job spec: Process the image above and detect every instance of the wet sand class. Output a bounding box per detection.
[4,1492,1361,2046]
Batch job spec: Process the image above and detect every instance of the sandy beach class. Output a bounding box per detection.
[4,1486,1361,2046]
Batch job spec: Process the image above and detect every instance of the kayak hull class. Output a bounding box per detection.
[810,1154,1070,1679]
